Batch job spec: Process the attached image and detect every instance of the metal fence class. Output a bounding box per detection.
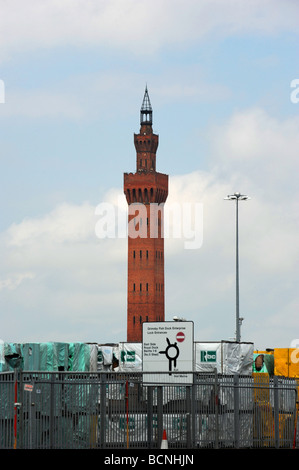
[0,371,298,449]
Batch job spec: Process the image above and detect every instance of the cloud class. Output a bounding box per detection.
[7,202,95,247]
[0,272,35,291]
[207,108,299,198]
[0,0,298,61]
[1,89,84,119]
[0,199,127,342]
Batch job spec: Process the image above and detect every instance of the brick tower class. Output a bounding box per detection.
[124,87,168,342]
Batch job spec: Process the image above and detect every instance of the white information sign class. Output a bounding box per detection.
[142,321,194,384]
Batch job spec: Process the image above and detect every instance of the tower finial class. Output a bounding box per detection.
[140,86,152,125]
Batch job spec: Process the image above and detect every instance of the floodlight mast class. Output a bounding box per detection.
[224,192,250,342]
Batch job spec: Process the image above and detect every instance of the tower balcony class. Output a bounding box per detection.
[124,171,168,205]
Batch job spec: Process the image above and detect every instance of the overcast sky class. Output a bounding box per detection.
[0,0,298,350]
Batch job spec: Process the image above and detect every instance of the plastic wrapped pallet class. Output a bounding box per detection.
[194,342,222,373]
[21,342,70,371]
[221,341,254,375]
[4,343,23,370]
[21,343,41,370]
[194,341,254,375]
[54,342,70,370]
[119,342,142,372]
[97,344,119,370]
[0,340,5,372]
[102,345,113,366]
[69,342,97,371]
[97,346,104,370]
[89,344,98,372]
[0,341,98,373]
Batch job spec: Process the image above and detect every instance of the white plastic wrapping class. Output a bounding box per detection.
[194,341,254,375]
[221,341,253,375]
[194,343,222,373]
[118,343,142,371]
[107,341,254,374]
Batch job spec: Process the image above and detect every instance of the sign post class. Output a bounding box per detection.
[142,321,194,384]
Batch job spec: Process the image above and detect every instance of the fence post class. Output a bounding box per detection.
[99,373,107,448]
[234,374,240,448]
[186,386,191,448]
[18,371,24,449]
[13,369,23,449]
[48,373,55,449]
[273,376,280,449]
[13,369,18,449]
[214,369,219,449]
[157,386,163,447]
[293,395,298,449]
[191,376,196,448]
[147,386,153,448]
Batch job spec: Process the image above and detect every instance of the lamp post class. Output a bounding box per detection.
[224,192,250,342]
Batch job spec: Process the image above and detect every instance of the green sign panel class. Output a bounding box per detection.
[200,351,217,363]
[121,350,136,362]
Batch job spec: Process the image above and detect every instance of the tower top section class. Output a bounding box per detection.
[134,87,158,172]
[140,86,152,126]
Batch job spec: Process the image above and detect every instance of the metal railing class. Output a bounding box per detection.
[0,371,298,449]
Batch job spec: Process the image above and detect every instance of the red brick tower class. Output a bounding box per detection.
[124,87,168,342]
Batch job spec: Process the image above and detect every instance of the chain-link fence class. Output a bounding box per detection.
[0,371,298,449]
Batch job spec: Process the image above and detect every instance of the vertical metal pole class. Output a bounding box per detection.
[100,373,106,448]
[157,386,163,447]
[191,378,196,448]
[235,197,240,343]
[225,192,249,342]
[18,371,23,449]
[28,387,32,450]
[125,380,129,448]
[292,394,298,449]
[274,376,280,449]
[234,374,240,448]
[214,369,219,449]
[49,373,55,449]
[186,387,191,448]
[13,369,18,449]
[147,386,153,448]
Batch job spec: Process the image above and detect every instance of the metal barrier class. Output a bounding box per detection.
[0,371,298,449]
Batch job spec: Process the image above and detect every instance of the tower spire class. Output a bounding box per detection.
[140,86,152,125]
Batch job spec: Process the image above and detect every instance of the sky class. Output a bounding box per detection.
[0,0,298,350]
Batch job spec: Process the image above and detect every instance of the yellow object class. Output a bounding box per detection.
[274,348,299,378]
[253,373,270,402]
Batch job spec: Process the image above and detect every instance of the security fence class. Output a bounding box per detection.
[0,371,298,449]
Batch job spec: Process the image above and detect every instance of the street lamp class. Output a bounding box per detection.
[224,192,250,342]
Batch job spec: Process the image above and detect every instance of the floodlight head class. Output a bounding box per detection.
[224,192,250,201]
